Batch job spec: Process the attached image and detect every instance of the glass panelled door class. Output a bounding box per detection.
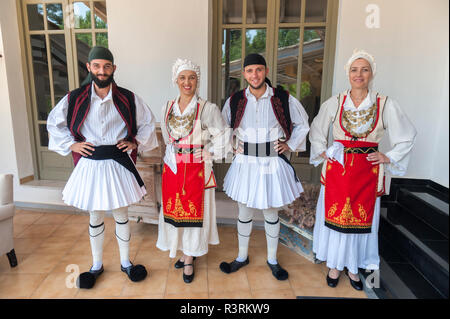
[22,0,108,180]
[215,0,336,184]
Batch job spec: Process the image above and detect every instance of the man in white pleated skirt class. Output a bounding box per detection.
[219,53,310,280]
[47,46,158,289]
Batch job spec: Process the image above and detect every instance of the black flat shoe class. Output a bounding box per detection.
[345,269,363,291]
[77,265,104,289]
[326,269,340,288]
[183,263,195,283]
[175,256,196,269]
[219,257,249,274]
[121,263,147,282]
[266,261,289,280]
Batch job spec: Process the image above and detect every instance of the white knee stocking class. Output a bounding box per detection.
[112,206,131,268]
[89,211,105,270]
[263,208,280,265]
[236,203,256,262]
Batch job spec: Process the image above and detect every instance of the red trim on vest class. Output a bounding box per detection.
[233,89,248,130]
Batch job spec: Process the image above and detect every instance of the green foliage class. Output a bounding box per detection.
[46,4,64,30]
[278,29,300,48]
[300,81,312,99]
[246,29,266,55]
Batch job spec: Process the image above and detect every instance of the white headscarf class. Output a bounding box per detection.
[344,49,377,77]
[172,58,201,90]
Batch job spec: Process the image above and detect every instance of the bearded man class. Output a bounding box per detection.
[47,46,158,289]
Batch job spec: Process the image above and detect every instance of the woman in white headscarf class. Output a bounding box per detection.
[156,58,230,283]
[309,49,416,290]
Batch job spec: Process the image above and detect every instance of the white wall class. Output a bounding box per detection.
[107,0,210,121]
[334,0,449,187]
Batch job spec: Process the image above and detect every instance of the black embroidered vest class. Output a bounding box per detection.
[229,86,293,140]
[67,82,138,165]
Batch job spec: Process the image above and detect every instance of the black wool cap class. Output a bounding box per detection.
[243,53,266,68]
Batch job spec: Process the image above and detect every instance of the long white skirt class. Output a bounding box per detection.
[156,187,219,258]
[223,154,303,209]
[313,185,380,274]
[62,157,146,211]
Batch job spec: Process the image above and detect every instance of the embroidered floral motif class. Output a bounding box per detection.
[188,201,197,216]
[332,197,362,224]
[166,198,172,212]
[327,203,338,218]
[358,204,367,221]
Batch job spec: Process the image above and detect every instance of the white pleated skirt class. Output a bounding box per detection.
[62,157,146,211]
[223,154,303,209]
[312,185,380,274]
[156,187,219,258]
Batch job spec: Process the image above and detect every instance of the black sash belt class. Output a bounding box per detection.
[243,141,299,182]
[85,145,144,188]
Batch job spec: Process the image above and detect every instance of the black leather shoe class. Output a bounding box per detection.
[345,269,363,291]
[77,265,104,289]
[121,263,147,282]
[183,263,195,283]
[266,261,289,280]
[326,269,340,288]
[175,257,196,269]
[219,257,249,274]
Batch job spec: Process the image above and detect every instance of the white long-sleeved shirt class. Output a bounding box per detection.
[47,84,158,156]
[221,84,310,152]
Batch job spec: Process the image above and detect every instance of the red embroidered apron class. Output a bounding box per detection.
[162,102,205,227]
[322,92,387,234]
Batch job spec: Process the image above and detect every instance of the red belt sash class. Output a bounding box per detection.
[162,144,205,228]
[324,140,380,234]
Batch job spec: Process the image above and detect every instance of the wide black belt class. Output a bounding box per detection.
[85,145,144,188]
[242,141,299,182]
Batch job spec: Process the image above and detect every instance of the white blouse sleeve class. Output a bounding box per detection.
[309,96,339,166]
[47,95,76,156]
[134,94,159,153]
[202,102,232,160]
[285,95,310,153]
[221,98,232,126]
[383,98,417,176]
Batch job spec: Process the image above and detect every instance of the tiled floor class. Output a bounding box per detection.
[0,209,367,299]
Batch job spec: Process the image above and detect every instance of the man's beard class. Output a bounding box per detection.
[91,71,114,88]
[248,79,266,90]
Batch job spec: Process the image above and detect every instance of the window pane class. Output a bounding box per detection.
[223,0,242,24]
[50,35,69,105]
[300,28,326,156]
[94,1,108,28]
[39,124,49,147]
[222,29,242,106]
[74,1,91,29]
[247,0,267,24]
[279,0,301,23]
[305,0,327,23]
[95,33,108,48]
[46,3,64,30]
[27,4,44,30]
[30,35,51,121]
[245,29,266,56]
[76,33,92,85]
[277,28,300,98]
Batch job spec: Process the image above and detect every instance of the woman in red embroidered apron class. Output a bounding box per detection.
[156,58,230,283]
[309,50,416,290]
